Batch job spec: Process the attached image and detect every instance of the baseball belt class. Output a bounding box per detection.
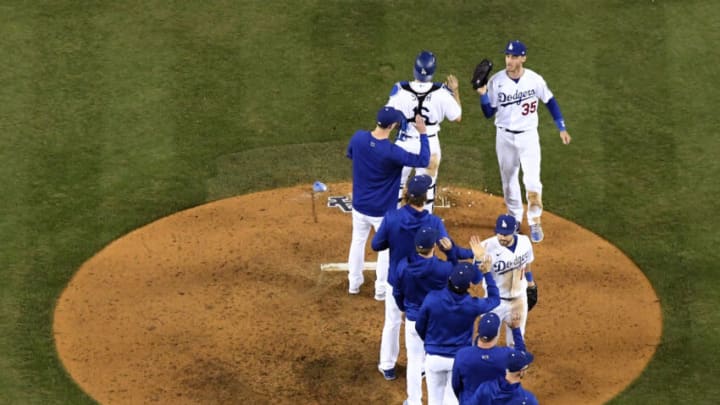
[499,127,525,134]
[399,133,437,140]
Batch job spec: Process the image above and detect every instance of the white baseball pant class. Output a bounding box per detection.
[379,283,403,371]
[405,319,425,405]
[347,209,389,296]
[491,296,529,347]
[424,354,458,405]
[495,127,543,225]
[396,134,441,213]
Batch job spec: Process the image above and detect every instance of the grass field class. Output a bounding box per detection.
[1,1,719,404]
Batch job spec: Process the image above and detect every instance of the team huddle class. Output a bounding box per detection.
[346,40,572,405]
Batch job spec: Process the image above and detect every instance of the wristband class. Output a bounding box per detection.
[525,271,534,282]
[480,93,490,104]
[554,118,566,132]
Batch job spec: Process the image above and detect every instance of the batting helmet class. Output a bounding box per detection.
[414,50,436,82]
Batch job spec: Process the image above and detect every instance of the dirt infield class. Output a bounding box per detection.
[53,183,662,404]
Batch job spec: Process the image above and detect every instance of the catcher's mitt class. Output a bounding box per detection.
[470,59,493,90]
[527,284,538,311]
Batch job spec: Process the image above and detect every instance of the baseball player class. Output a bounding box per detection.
[476,39,572,243]
[451,312,527,404]
[386,50,462,212]
[346,108,431,300]
[469,351,539,405]
[393,229,481,405]
[371,174,449,381]
[480,214,536,348]
[415,260,500,405]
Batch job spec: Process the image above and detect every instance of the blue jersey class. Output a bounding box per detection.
[346,130,429,217]
[469,377,538,405]
[415,273,500,357]
[451,329,526,404]
[394,254,455,321]
[371,205,448,286]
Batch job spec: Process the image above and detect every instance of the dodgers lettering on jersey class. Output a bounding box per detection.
[482,235,534,298]
[487,68,553,132]
[386,81,461,137]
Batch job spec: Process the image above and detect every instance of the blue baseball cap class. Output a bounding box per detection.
[377,106,403,128]
[407,174,433,198]
[507,350,534,372]
[478,312,501,340]
[449,262,475,291]
[504,40,527,56]
[495,214,517,235]
[415,227,438,250]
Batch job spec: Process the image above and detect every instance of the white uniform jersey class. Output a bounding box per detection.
[486,68,553,132]
[386,81,461,137]
[482,234,534,298]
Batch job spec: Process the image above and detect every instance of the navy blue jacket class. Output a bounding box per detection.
[469,377,538,405]
[347,130,429,217]
[371,205,448,287]
[451,329,527,404]
[415,273,500,357]
[394,254,456,321]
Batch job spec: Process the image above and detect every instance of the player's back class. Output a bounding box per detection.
[386,81,461,136]
[347,130,404,216]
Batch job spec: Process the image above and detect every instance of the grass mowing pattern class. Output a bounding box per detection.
[0,1,718,403]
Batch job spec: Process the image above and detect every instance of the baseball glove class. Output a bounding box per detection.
[527,284,538,311]
[470,59,493,90]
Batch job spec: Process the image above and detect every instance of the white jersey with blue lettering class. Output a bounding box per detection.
[481,234,534,299]
[486,68,553,132]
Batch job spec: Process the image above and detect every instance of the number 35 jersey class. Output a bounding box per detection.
[487,68,553,132]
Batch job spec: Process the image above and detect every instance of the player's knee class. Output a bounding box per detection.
[527,191,543,208]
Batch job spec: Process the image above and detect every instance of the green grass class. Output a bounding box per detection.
[1,0,719,403]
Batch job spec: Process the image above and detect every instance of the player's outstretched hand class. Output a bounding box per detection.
[509,311,522,329]
[438,237,453,251]
[445,74,459,92]
[469,235,486,259]
[478,254,492,274]
[415,115,427,134]
[560,130,571,145]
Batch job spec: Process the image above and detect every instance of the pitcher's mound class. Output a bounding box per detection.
[54,183,661,404]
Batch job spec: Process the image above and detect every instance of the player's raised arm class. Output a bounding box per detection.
[445,74,462,122]
[476,85,496,118]
[393,115,430,167]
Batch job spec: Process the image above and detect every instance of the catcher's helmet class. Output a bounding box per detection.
[414,50,436,82]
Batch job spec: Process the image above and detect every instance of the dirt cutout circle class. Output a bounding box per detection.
[54,183,661,404]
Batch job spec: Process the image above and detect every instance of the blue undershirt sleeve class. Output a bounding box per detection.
[545,97,567,131]
[480,93,496,118]
[512,328,526,352]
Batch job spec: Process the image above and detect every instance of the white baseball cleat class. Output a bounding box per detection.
[530,223,544,243]
[349,287,360,295]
